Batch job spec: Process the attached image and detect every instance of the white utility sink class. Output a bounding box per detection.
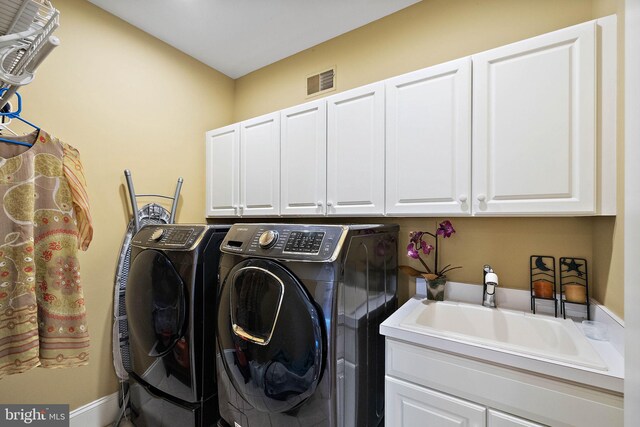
[399,300,608,371]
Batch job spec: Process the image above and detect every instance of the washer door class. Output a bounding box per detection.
[126,249,187,365]
[217,258,324,413]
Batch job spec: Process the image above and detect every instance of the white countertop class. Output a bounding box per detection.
[380,284,624,394]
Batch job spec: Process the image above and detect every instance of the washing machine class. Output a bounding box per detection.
[216,223,398,427]
[125,224,230,426]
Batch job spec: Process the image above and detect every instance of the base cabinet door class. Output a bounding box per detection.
[487,410,544,427]
[386,376,486,427]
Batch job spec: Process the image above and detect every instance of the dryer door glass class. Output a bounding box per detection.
[126,249,186,361]
[217,258,324,413]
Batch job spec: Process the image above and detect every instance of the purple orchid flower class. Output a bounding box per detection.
[436,220,455,238]
[409,231,424,244]
[421,241,434,255]
[407,242,419,259]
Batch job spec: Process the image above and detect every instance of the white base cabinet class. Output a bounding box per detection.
[487,410,544,427]
[386,376,485,427]
[385,339,623,427]
[386,376,547,427]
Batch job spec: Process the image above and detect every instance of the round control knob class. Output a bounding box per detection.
[150,228,164,241]
[258,230,279,249]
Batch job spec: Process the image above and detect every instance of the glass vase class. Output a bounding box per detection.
[425,276,447,301]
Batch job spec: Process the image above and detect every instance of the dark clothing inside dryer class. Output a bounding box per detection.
[264,351,317,399]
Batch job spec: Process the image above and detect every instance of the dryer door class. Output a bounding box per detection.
[126,249,189,395]
[217,258,324,413]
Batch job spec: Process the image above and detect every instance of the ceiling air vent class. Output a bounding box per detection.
[307,67,335,97]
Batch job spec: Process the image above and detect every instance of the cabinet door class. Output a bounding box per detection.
[240,112,281,216]
[386,376,486,427]
[327,82,385,215]
[386,58,471,215]
[280,100,327,216]
[205,124,240,217]
[472,21,596,215]
[487,409,544,427]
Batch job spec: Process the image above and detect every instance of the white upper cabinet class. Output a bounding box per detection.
[327,82,385,216]
[280,100,327,216]
[205,124,240,217]
[386,57,472,216]
[206,16,615,218]
[240,112,281,216]
[472,21,596,215]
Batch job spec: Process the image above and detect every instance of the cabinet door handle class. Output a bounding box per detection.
[233,205,238,214]
[327,201,333,207]
[477,194,487,202]
[459,194,468,203]
[317,200,323,207]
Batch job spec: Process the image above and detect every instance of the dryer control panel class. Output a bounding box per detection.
[221,224,348,262]
[131,225,208,251]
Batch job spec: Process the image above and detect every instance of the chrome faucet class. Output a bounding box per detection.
[482,265,499,308]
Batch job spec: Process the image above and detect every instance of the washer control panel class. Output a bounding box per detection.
[131,225,206,250]
[221,224,348,261]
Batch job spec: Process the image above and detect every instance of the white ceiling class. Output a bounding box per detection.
[86,0,420,79]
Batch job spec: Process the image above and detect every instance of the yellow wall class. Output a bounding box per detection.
[396,217,596,305]
[233,0,625,315]
[234,0,595,121]
[0,0,234,409]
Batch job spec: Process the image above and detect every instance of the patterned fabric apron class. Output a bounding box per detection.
[0,130,89,378]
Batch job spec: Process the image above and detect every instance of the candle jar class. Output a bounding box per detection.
[533,280,554,299]
[564,284,587,303]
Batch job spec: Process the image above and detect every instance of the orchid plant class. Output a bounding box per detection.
[400,220,461,280]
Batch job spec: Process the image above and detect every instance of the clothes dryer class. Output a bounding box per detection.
[216,223,398,427]
[125,224,229,427]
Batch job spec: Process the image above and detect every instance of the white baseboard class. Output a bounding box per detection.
[70,391,120,427]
